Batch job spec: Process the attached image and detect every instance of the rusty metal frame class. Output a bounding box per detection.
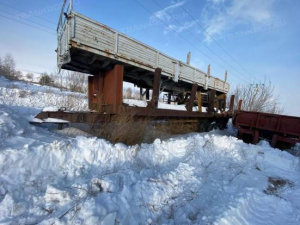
[34,66,234,135]
[233,110,300,148]
[185,83,198,112]
[147,68,161,108]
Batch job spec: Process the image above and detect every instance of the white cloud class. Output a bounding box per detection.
[151,1,186,22]
[202,0,275,42]
[210,0,227,4]
[164,20,197,34]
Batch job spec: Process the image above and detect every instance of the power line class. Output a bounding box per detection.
[179,4,258,82]
[0,2,57,25]
[0,14,56,36]
[134,0,251,84]
[0,9,56,31]
[151,0,252,84]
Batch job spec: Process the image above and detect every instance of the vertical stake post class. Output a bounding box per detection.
[186,83,198,112]
[238,100,243,111]
[229,95,235,112]
[208,90,216,114]
[147,68,162,108]
[197,92,202,112]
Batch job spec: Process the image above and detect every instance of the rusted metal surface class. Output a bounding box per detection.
[57,9,229,94]
[87,65,124,113]
[186,83,198,112]
[233,111,300,148]
[229,95,235,112]
[237,100,243,111]
[34,65,233,135]
[102,65,124,114]
[35,106,232,124]
[207,90,216,114]
[34,111,110,124]
[147,68,161,108]
[197,92,202,113]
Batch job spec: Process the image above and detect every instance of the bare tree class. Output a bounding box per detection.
[124,87,133,99]
[66,71,87,93]
[39,72,54,86]
[229,80,283,114]
[26,73,34,81]
[2,53,16,80]
[43,68,62,90]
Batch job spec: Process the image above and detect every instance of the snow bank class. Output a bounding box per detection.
[0,76,300,224]
[0,104,299,224]
[0,76,88,111]
[42,106,59,112]
[123,99,207,112]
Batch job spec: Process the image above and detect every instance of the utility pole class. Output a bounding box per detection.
[186,52,191,65]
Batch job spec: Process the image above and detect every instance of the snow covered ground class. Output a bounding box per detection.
[0,76,299,225]
[123,99,206,112]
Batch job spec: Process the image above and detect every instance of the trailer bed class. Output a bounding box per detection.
[57,10,229,94]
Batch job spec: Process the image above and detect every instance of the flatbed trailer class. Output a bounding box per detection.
[31,0,235,143]
[57,0,229,95]
[233,110,300,149]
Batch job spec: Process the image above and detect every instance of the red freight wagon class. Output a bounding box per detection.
[233,111,300,149]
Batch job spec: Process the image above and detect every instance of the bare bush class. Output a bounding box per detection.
[124,87,133,99]
[97,112,152,145]
[96,113,204,145]
[123,87,147,100]
[1,53,18,80]
[18,90,28,98]
[66,71,87,93]
[39,73,54,86]
[229,80,283,114]
[26,73,34,81]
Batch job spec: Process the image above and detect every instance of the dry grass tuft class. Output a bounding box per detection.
[154,120,198,135]
[94,115,205,145]
[96,113,153,145]
[264,177,294,197]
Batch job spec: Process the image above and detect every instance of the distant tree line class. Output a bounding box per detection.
[38,71,88,94]
[0,53,88,94]
[0,53,19,80]
[0,53,34,82]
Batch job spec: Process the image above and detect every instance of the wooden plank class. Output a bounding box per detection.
[197,92,202,112]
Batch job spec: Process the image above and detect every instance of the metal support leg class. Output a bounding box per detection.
[88,65,124,114]
[271,134,278,148]
[238,100,243,111]
[140,87,143,100]
[103,64,124,114]
[147,68,162,108]
[168,92,172,104]
[197,92,202,112]
[88,72,104,111]
[186,83,198,112]
[229,95,235,112]
[146,89,150,100]
[253,130,259,144]
[208,90,216,114]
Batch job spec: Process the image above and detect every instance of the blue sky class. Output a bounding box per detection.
[0,0,299,116]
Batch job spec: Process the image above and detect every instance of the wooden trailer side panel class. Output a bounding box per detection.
[57,11,229,93]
